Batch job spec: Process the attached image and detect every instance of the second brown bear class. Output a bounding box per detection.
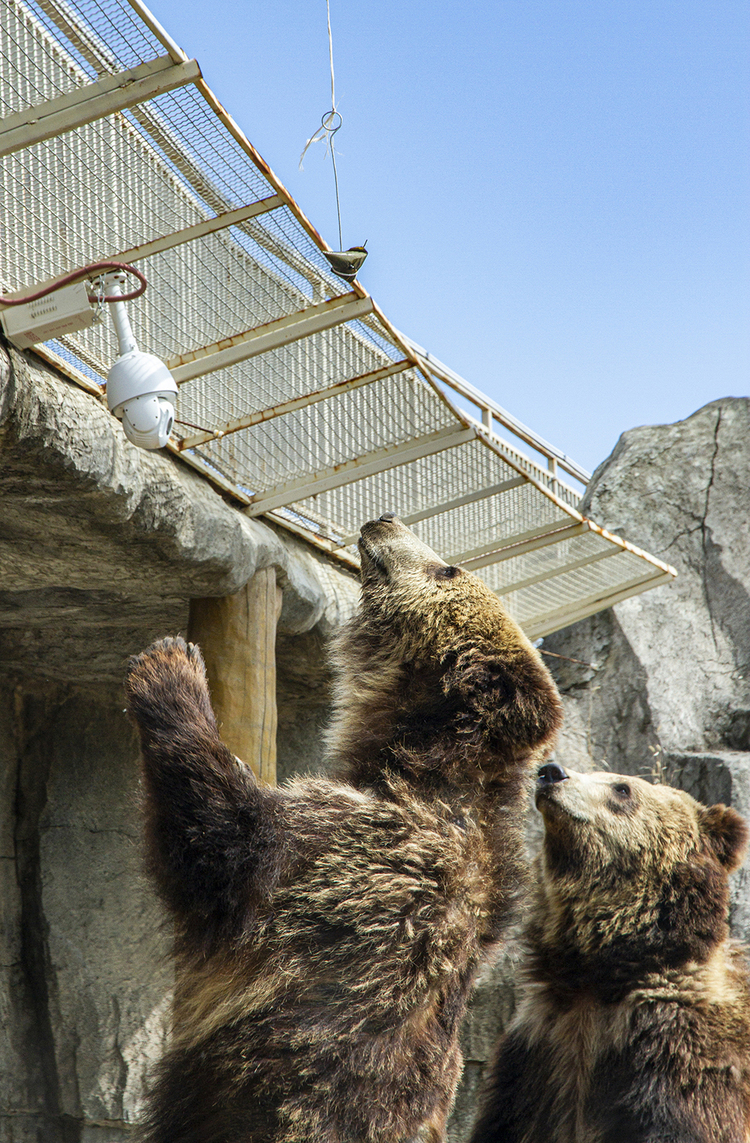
[470,764,750,1143]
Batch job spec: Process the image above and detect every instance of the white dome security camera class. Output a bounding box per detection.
[103,272,178,450]
[107,351,177,450]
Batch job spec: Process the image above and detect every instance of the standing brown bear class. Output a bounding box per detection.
[125,515,562,1143]
[470,764,750,1143]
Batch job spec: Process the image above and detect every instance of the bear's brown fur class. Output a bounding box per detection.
[470,765,750,1143]
[124,516,562,1143]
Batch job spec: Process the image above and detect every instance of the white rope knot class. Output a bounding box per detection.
[299,108,342,170]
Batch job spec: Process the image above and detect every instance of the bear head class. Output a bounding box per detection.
[529,764,749,997]
[356,513,528,653]
[326,515,562,783]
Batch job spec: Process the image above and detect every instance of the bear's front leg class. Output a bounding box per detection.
[126,636,280,950]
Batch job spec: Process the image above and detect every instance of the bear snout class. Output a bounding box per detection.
[358,517,446,577]
[359,515,401,539]
[537,762,569,787]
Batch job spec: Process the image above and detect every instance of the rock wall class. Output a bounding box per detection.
[2,684,169,1143]
[0,344,358,1141]
[1,671,347,1143]
[448,396,750,1140]
[0,343,359,684]
[548,396,750,772]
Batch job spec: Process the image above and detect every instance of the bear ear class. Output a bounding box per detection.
[699,804,749,872]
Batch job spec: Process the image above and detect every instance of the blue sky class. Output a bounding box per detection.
[150,0,748,476]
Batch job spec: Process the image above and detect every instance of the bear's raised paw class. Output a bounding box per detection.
[125,635,215,733]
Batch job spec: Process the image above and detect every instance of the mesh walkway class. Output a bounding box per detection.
[0,0,676,636]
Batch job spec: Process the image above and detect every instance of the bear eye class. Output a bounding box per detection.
[608,782,634,815]
[434,565,461,580]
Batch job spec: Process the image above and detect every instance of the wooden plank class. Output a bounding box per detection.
[176,359,411,450]
[335,476,529,548]
[0,55,201,156]
[494,542,620,596]
[244,425,477,517]
[167,293,375,383]
[107,195,285,265]
[188,567,283,785]
[453,521,589,566]
[522,570,674,640]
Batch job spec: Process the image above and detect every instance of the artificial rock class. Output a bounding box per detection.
[0,344,356,1141]
[449,397,750,1141]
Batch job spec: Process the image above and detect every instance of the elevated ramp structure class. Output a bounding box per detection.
[0,0,676,637]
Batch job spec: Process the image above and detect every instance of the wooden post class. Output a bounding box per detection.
[188,567,283,785]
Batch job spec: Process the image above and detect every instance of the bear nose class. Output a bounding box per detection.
[537,762,568,786]
[378,512,397,522]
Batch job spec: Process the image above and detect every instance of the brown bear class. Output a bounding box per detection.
[469,763,750,1143]
[124,514,562,1143]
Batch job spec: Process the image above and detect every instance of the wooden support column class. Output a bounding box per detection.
[188,568,283,785]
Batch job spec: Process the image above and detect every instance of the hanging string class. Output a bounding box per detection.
[299,0,344,250]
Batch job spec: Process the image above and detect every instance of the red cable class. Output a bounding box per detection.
[0,261,147,305]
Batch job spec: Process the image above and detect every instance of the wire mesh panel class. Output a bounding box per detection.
[0,0,677,633]
[302,436,526,541]
[189,372,452,495]
[478,529,617,593]
[499,547,666,636]
[176,325,410,428]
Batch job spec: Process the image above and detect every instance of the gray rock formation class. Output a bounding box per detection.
[0,344,358,1141]
[548,397,750,771]
[3,684,169,1142]
[0,343,359,683]
[448,396,750,1141]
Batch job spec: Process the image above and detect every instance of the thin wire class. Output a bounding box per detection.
[299,0,344,249]
[326,0,335,110]
[324,0,345,248]
[330,135,343,250]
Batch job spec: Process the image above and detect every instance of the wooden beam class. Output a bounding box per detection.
[177,359,411,450]
[494,542,620,596]
[243,424,477,517]
[452,520,588,565]
[400,476,528,525]
[167,293,375,384]
[523,570,675,640]
[107,195,285,265]
[0,55,201,156]
[188,568,283,785]
[335,476,529,546]
[460,522,591,570]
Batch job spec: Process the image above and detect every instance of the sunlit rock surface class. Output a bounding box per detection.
[449,397,750,1141]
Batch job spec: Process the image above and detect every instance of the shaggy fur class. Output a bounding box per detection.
[470,767,750,1143]
[125,517,562,1143]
